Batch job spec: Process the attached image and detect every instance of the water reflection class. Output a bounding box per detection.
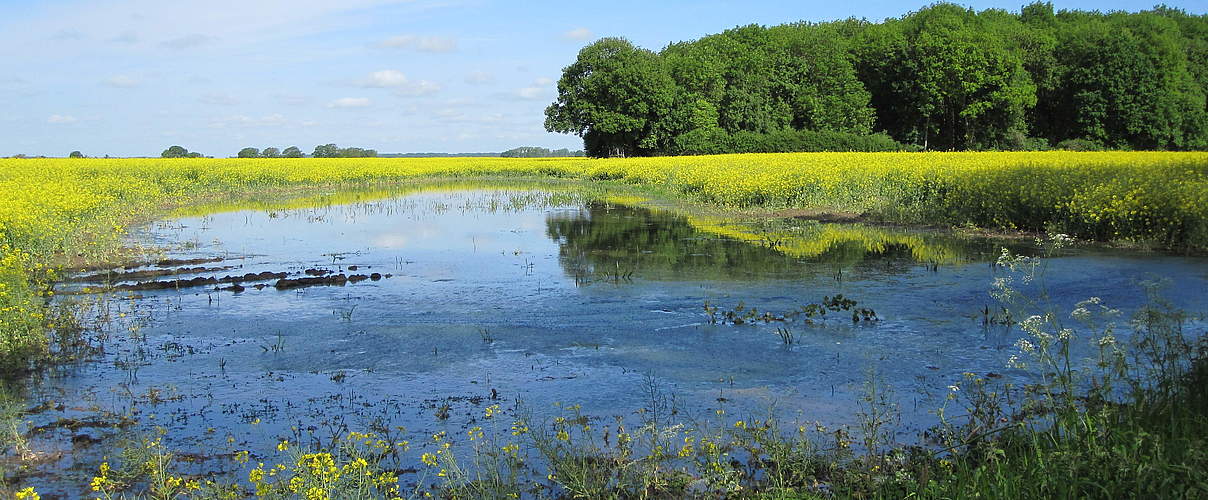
[547,201,1011,282]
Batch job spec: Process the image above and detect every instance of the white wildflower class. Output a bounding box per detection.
[1057,328,1074,341]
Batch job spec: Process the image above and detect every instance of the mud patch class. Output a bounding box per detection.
[67,266,236,283]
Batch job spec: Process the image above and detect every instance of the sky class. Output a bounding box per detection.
[1,0,1204,157]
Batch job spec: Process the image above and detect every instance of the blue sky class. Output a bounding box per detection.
[1,0,1203,157]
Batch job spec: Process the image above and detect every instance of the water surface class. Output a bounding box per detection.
[28,186,1208,494]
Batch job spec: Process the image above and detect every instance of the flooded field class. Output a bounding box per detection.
[24,185,1208,495]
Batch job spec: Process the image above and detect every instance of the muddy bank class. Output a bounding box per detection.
[66,265,236,283]
[274,272,387,290]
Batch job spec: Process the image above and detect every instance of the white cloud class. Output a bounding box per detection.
[464,71,494,85]
[1,1,439,57]
[328,97,371,109]
[361,69,410,88]
[395,80,441,96]
[47,114,78,124]
[516,87,545,99]
[512,77,554,100]
[160,33,214,49]
[562,27,592,41]
[102,75,140,88]
[199,92,239,105]
[358,70,442,97]
[376,34,457,53]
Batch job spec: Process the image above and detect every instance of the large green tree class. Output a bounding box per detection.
[853,4,1037,150]
[543,2,1208,154]
[1035,10,1207,149]
[544,38,681,157]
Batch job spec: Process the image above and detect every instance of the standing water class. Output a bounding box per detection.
[25,185,1208,494]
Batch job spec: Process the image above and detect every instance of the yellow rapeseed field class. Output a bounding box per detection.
[1,152,1206,373]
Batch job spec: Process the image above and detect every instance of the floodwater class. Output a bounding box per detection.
[25,185,1208,494]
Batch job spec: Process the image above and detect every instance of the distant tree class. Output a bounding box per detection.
[501,146,552,157]
[237,147,260,158]
[68,151,84,158]
[312,143,340,158]
[261,147,281,158]
[281,146,303,158]
[161,145,190,158]
[339,147,377,158]
[186,152,204,158]
[312,144,377,158]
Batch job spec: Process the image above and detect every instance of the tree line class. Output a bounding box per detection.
[500,146,586,157]
[150,145,580,159]
[239,144,376,158]
[545,2,1208,156]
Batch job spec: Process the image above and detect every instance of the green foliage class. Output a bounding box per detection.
[160,145,202,158]
[260,147,281,158]
[853,4,1037,150]
[500,146,585,158]
[1032,9,1208,150]
[1054,138,1105,151]
[311,144,377,158]
[545,38,681,157]
[68,151,84,159]
[281,146,303,158]
[547,2,1208,154]
[236,147,260,158]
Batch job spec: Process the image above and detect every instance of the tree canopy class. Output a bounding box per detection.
[161,145,203,158]
[546,2,1208,156]
[311,144,377,158]
[500,146,586,157]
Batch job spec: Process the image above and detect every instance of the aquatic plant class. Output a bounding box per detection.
[705,295,878,328]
